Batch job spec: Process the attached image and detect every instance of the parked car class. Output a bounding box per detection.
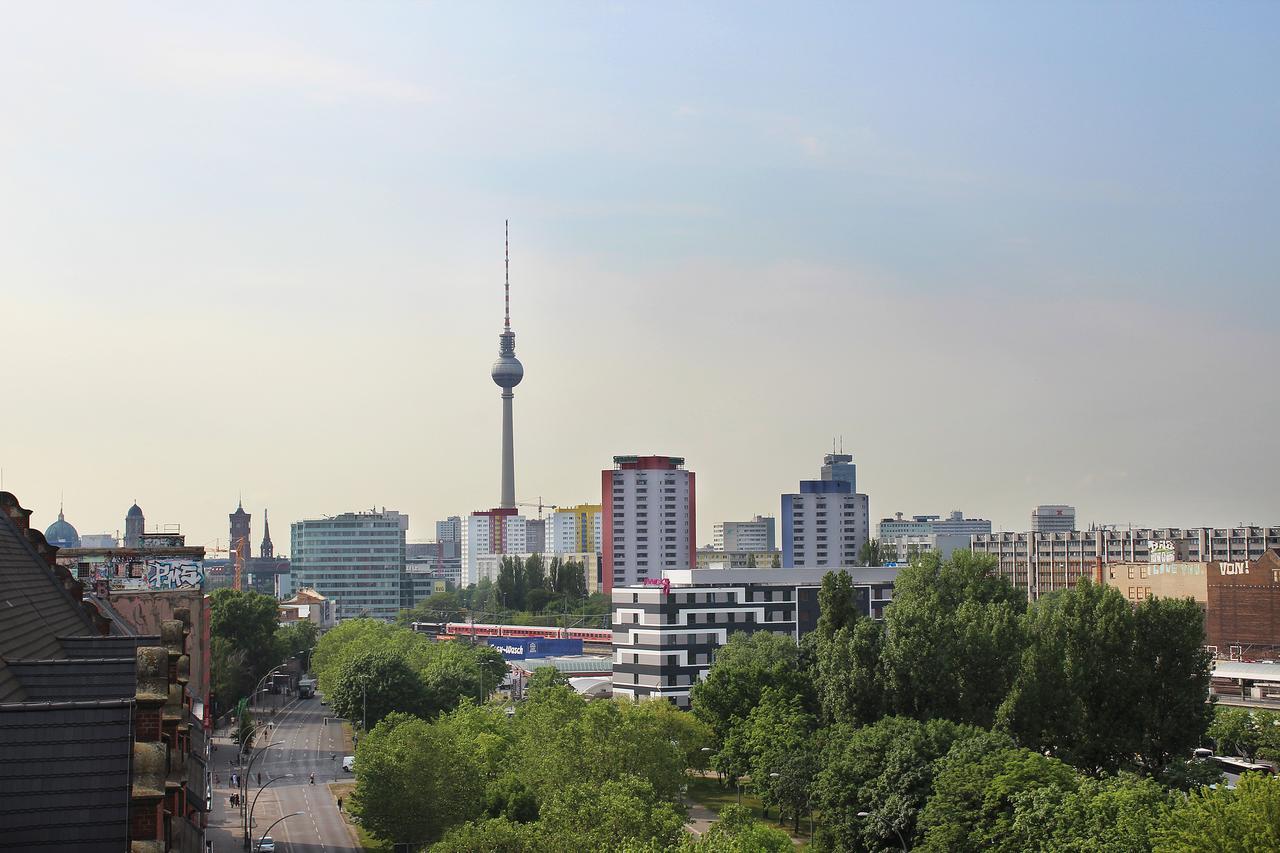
[342,755,355,772]
[254,837,275,853]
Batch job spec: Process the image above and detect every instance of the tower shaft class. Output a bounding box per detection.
[501,390,516,508]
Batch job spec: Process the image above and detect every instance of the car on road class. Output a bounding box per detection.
[342,755,355,772]
[253,838,275,853]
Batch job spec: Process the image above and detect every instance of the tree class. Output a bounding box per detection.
[353,711,483,848]
[523,553,547,598]
[431,817,539,852]
[879,551,1025,728]
[817,614,886,727]
[813,716,985,852]
[817,569,859,639]
[685,804,793,852]
[1004,773,1175,853]
[739,688,817,832]
[275,619,318,668]
[536,775,686,852]
[504,688,703,805]
[435,700,515,785]
[233,710,256,749]
[312,619,413,694]
[401,589,465,624]
[998,580,1139,775]
[917,738,1078,853]
[417,641,507,713]
[1155,772,1280,852]
[431,817,540,852]
[526,666,569,695]
[331,649,429,729]
[690,631,814,742]
[548,557,588,600]
[1207,706,1261,759]
[209,588,284,709]
[859,538,884,567]
[497,556,522,611]
[1131,595,1214,775]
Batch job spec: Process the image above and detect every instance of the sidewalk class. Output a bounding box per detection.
[204,703,290,853]
[204,723,248,853]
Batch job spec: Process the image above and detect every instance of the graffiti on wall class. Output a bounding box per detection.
[145,560,205,589]
[88,556,205,589]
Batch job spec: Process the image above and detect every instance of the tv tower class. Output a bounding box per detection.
[490,220,524,509]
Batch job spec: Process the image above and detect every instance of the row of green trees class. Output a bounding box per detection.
[397,574,612,627]
[351,679,794,851]
[1206,705,1280,761]
[210,588,318,714]
[688,551,1234,850]
[311,619,507,728]
[493,553,589,611]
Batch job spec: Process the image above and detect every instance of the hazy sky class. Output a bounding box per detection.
[3,2,1277,551]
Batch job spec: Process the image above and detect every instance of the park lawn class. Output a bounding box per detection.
[328,782,392,853]
[685,776,812,847]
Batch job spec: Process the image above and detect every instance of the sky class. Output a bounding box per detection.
[3,2,1277,551]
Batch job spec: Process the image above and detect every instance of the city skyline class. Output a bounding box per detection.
[4,3,1278,547]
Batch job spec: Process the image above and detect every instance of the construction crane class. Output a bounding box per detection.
[204,536,249,590]
[516,498,558,520]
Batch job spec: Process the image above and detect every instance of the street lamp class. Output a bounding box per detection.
[245,774,293,849]
[241,742,281,830]
[856,811,907,852]
[251,664,288,712]
[256,812,305,852]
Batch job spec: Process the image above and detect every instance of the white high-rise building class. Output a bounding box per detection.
[1032,505,1076,533]
[545,504,603,556]
[290,509,408,621]
[782,452,870,568]
[460,509,535,586]
[712,516,776,552]
[602,456,695,593]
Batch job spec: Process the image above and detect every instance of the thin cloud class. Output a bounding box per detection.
[144,38,434,104]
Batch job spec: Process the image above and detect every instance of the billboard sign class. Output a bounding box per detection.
[482,636,583,660]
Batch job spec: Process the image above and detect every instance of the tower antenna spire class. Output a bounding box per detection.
[504,219,510,330]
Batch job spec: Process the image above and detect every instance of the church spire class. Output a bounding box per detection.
[260,509,274,559]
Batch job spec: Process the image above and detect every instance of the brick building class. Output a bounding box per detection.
[0,492,208,851]
[1206,549,1280,660]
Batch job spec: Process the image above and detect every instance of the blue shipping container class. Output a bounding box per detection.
[482,636,583,660]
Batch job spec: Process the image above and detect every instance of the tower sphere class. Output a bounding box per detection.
[491,353,524,389]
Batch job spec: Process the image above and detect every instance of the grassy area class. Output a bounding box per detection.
[688,776,767,818]
[686,776,813,847]
[328,781,392,853]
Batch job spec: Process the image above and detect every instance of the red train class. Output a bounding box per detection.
[411,621,612,644]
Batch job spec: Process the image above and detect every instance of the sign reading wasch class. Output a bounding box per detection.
[481,636,583,660]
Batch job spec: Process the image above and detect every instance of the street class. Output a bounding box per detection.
[206,696,360,853]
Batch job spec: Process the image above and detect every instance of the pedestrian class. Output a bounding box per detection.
[257,772,261,786]
[337,796,343,812]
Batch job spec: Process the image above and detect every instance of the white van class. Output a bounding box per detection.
[342,755,355,772]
